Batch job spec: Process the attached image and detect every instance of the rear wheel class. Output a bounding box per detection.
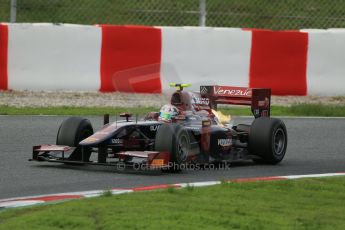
[249,117,287,164]
[155,124,191,172]
[56,117,93,162]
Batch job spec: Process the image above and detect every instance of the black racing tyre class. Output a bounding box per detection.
[249,117,287,164]
[57,117,93,146]
[56,117,94,162]
[154,123,191,172]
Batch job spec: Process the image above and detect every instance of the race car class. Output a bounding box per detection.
[31,83,287,171]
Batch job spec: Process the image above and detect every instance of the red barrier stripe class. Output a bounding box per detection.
[0,24,8,90]
[100,25,162,93]
[249,30,308,95]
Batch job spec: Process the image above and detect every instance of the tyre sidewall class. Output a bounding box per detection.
[56,117,93,147]
[155,123,191,171]
[249,117,287,164]
[173,128,190,164]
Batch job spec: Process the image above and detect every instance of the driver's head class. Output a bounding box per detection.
[159,104,179,123]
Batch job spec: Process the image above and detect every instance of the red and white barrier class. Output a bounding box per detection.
[0,24,8,90]
[248,29,308,95]
[7,24,102,91]
[303,29,345,95]
[0,23,344,95]
[160,27,252,92]
[100,25,162,93]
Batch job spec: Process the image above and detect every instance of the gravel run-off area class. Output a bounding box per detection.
[1,90,345,108]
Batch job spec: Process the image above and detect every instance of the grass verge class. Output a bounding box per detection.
[1,104,345,117]
[0,177,345,229]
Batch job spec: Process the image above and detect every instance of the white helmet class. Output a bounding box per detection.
[159,104,179,122]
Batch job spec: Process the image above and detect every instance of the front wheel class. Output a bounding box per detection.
[249,117,287,164]
[56,117,94,162]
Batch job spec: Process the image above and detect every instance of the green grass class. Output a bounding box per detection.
[1,0,345,29]
[0,106,157,116]
[1,104,345,116]
[1,177,345,229]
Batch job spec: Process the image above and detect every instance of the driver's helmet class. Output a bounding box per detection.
[159,104,179,122]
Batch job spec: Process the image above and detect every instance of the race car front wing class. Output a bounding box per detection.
[31,145,170,170]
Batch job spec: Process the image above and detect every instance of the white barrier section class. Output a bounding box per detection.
[160,27,252,92]
[304,29,345,95]
[8,23,101,91]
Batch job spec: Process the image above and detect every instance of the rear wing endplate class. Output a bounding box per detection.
[200,85,271,118]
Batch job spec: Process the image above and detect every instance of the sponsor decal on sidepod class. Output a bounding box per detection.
[218,138,232,147]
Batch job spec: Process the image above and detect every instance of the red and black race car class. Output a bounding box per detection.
[31,84,287,172]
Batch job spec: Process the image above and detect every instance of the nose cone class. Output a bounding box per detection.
[79,123,118,146]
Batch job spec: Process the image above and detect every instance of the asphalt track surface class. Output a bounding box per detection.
[1,116,345,199]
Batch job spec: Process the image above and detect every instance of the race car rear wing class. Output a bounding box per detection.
[200,85,271,118]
